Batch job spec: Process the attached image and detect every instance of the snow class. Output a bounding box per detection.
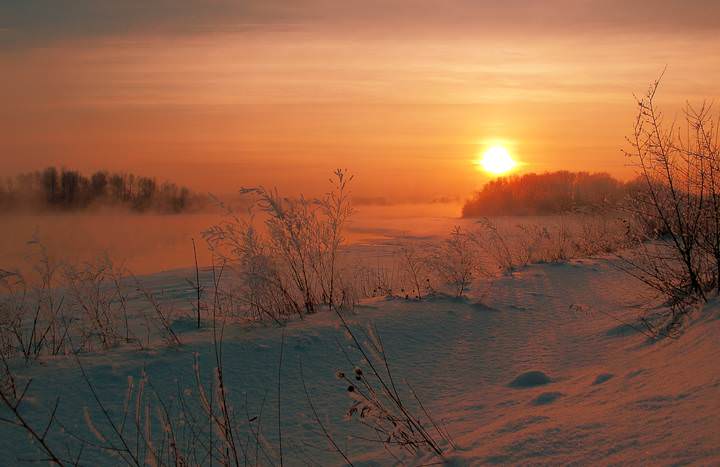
[1,251,719,465]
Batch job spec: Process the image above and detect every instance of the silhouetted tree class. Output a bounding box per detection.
[60,169,83,207]
[41,167,59,204]
[462,171,628,217]
[90,171,108,199]
[134,176,156,211]
[1,166,203,213]
[109,173,125,203]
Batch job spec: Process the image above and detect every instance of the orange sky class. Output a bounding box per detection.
[2,1,720,202]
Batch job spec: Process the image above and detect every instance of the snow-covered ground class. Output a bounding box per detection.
[2,250,719,465]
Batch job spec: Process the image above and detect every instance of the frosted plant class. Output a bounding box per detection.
[332,317,455,461]
[427,227,482,297]
[619,76,720,335]
[205,169,354,322]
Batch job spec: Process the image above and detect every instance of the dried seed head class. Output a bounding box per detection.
[347,385,355,392]
[354,367,363,376]
[335,371,345,379]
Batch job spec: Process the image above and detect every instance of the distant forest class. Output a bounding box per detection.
[0,167,204,213]
[462,171,630,217]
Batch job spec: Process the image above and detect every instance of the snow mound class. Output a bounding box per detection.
[508,370,552,388]
[593,373,614,385]
[2,256,719,465]
[531,391,563,405]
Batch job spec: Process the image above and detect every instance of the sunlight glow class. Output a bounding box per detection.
[477,146,517,175]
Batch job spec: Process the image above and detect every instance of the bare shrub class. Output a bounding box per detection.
[0,261,282,466]
[397,241,432,299]
[427,227,482,297]
[515,217,574,264]
[206,214,301,323]
[0,241,147,362]
[353,260,402,299]
[619,75,720,335]
[0,242,68,361]
[63,255,136,351]
[330,315,455,461]
[205,169,354,322]
[545,217,573,262]
[0,358,66,464]
[0,237,452,466]
[573,214,631,257]
[475,218,518,274]
[134,279,182,347]
[476,215,629,274]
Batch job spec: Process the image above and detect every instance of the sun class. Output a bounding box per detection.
[477,146,516,175]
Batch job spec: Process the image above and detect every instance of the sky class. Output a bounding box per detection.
[2,0,720,202]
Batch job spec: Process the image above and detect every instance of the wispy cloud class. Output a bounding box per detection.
[1,0,719,198]
[2,0,720,49]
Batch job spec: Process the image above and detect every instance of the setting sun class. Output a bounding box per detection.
[478,146,517,175]
[2,3,719,465]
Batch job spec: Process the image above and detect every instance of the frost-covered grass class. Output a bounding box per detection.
[2,253,719,465]
[1,171,715,465]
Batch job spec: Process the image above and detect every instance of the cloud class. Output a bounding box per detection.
[0,0,303,48]
[1,0,719,49]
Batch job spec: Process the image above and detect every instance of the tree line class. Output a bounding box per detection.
[462,171,631,217]
[0,167,204,213]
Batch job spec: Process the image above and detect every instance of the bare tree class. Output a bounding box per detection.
[619,75,720,335]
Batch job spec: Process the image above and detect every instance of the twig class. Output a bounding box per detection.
[299,359,354,466]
